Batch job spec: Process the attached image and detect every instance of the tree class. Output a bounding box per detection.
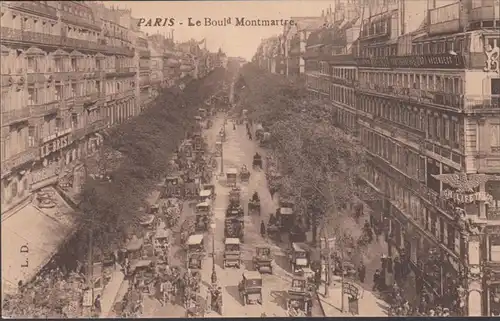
[236,63,365,244]
[2,68,228,318]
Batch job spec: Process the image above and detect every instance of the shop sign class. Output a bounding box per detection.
[40,134,71,158]
[441,189,493,204]
[356,53,465,69]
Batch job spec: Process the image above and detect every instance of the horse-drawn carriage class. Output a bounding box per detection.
[252,153,263,170]
[239,165,250,182]
[228,186,241,206]
[164,175,183,198]
[248,193,260,216]
[226,168,238,187]
[224,217,244,242]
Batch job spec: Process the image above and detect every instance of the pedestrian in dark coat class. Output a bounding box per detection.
[260,220,266,238]
[373,269,381,291]
[358,261,366,283]
[94,294,102,314]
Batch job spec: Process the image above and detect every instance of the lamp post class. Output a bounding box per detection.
[219,130,224,175]
[210,221,217,284]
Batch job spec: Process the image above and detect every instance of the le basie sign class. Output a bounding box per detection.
[356,53,465,69]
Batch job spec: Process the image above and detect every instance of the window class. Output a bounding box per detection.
[491,124,500,152]
[71,58,77,71]
[71,113,78,128]
[444,117,450,140]
[492,79,500,95]
[10,181,18,199]
[27,57,38,72]
[28,126,35,147]
[54,57,63,72]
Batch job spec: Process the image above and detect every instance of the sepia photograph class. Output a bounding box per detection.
[1,0,499,318]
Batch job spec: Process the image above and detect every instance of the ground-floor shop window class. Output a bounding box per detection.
[490,285,500,316]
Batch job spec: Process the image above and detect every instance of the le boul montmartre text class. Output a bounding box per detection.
[137,17,296,27]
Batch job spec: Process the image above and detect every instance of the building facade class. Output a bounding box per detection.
[0,1,192,294]
[304,0,500,316]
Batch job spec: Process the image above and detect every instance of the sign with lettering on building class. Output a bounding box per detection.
[40,134,71,158]
[356,53,465,69]
[441,189,494,204]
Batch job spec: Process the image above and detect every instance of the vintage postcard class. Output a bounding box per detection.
[1,0,499,318]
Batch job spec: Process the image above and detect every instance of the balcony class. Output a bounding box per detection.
[60,13,101,32]
[465,95,500,112]
[74,93,99,106]
[106,89,135,102]
[357,83,465,110]
[106,67,136,77]
[0,28,135,57]
[5,1,57,19]
[29,101,59,117]
[87,119,107,134]
[1,107,31,126]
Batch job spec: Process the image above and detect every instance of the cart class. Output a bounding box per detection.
[228,186,241,206]
[226,168,237,187]
[164,176,182,198]
[202,184,216,199]
[223,238,242,268]
[248,199,261,215]
[239,165,250,182]
[199,189,213,204]
[252,154,262,170]
[252,246,273,274]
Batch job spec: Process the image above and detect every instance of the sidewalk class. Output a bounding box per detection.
[316,279,388,317]
[100,268,128,318]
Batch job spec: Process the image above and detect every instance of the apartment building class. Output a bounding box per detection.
[0,0,178,295]
[304,0,499,316]
[254,36,281,73]
[282,15,327,76]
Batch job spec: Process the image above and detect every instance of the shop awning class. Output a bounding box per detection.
[1,191,76,295]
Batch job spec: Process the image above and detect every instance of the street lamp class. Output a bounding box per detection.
[210,221,217,284]
[219,129,224,175]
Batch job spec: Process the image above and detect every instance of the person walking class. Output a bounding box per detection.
[94,294,102,316]
[358,261,366,283]
[373,269,381,291]
[260,220,266,238]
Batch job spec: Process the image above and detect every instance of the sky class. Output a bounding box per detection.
[103,0,337,60]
